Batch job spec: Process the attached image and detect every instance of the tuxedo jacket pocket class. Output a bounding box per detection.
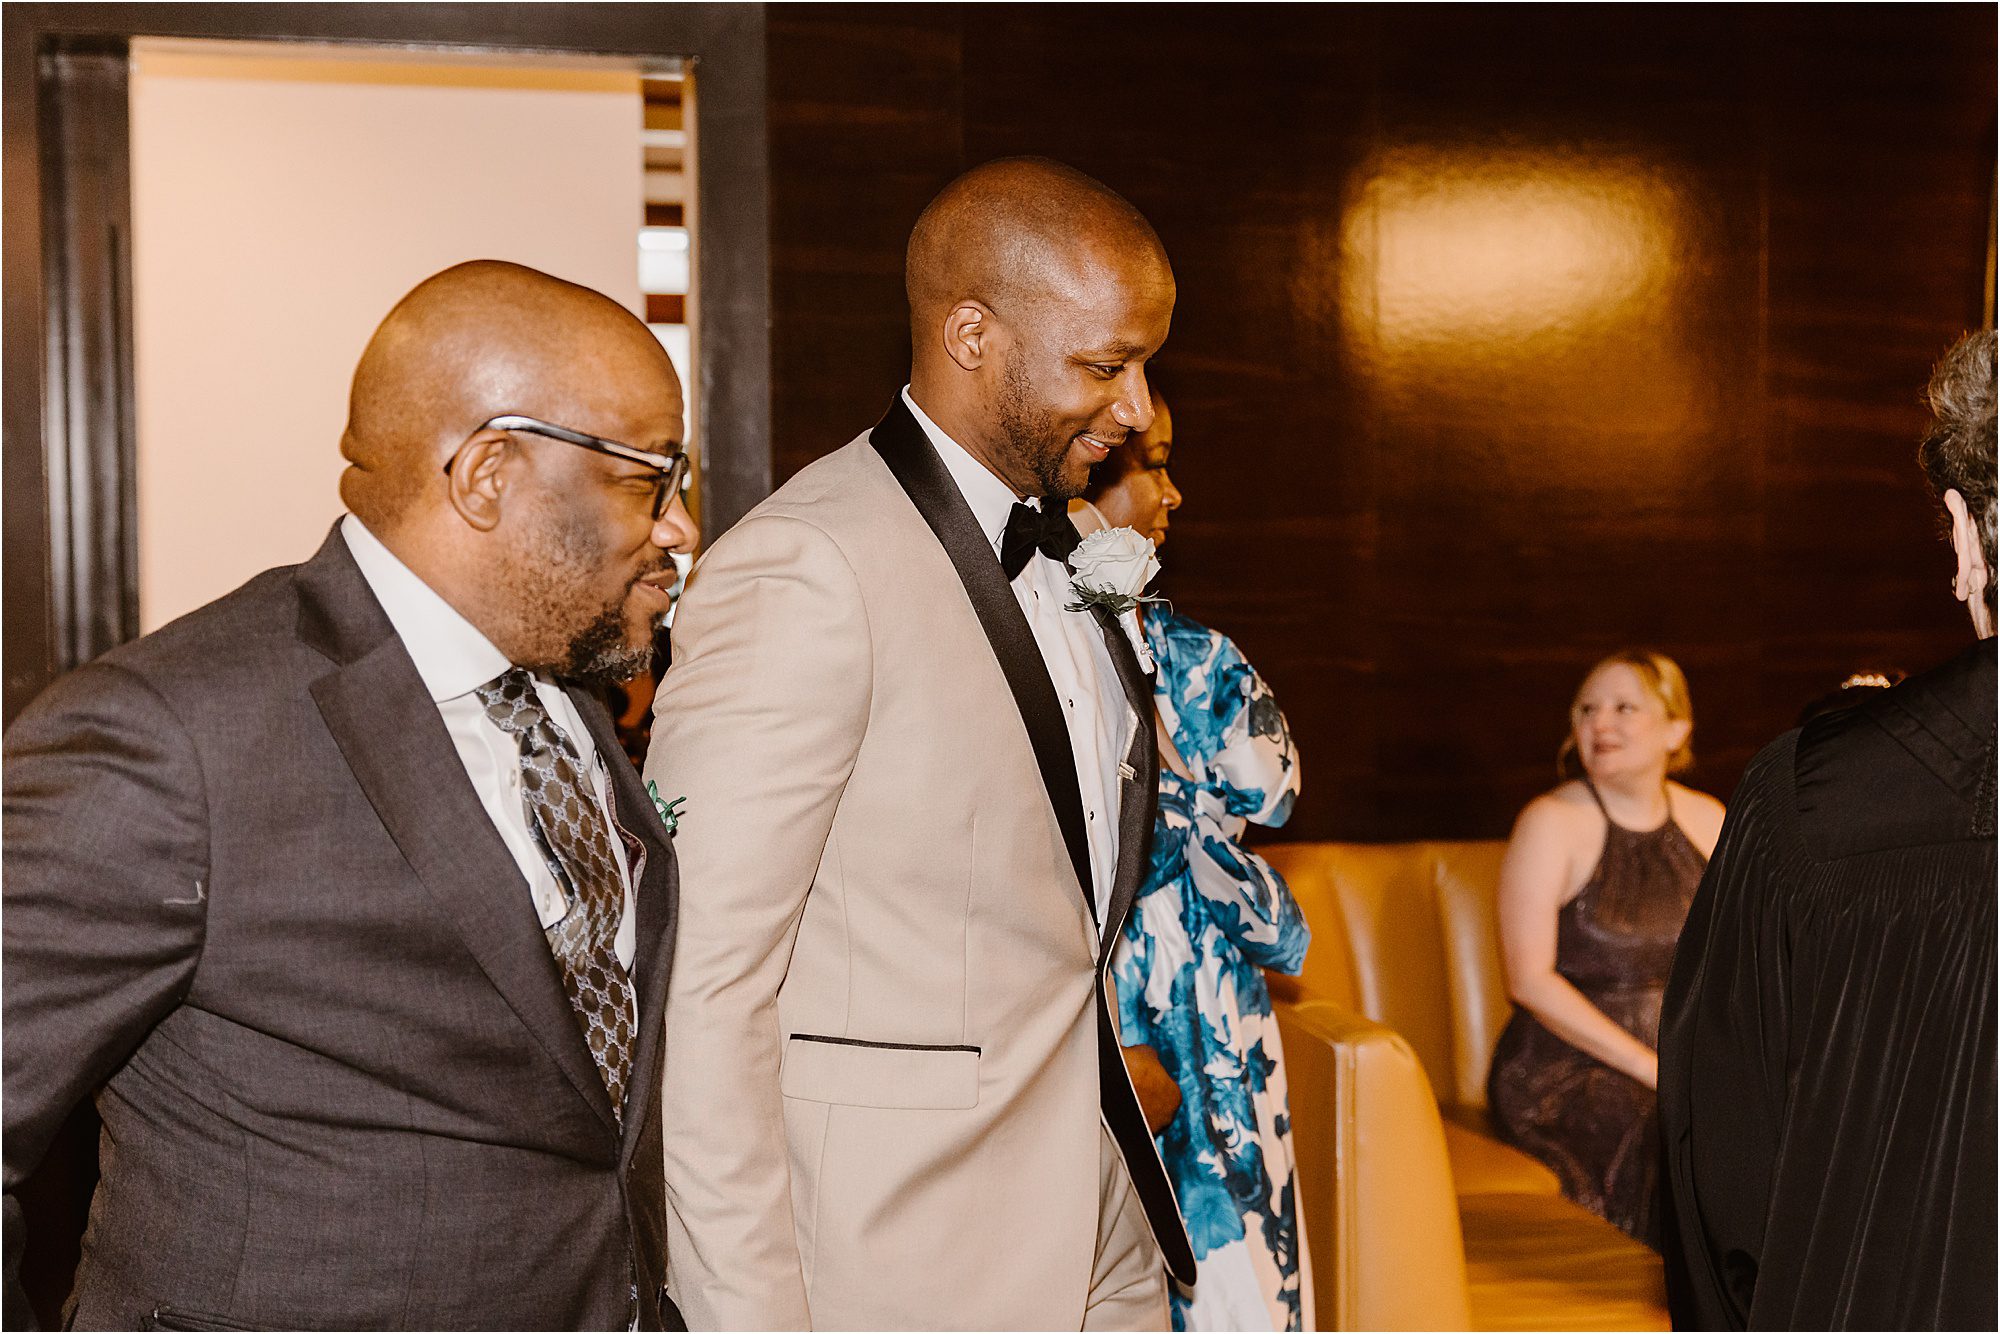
[780,1033,980,1109]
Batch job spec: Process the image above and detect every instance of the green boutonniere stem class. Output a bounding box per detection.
[646,779,686,835]
[1064,585,1168,617]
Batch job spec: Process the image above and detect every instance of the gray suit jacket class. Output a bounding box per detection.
[2,526,679,1331]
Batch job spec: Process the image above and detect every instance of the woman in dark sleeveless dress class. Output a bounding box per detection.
[1487,650,1725,1248]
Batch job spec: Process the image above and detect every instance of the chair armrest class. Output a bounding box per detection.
[1277,996,1474,1331]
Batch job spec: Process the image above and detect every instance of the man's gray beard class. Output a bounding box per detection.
[506,504,660,688]
[557,603,655,688]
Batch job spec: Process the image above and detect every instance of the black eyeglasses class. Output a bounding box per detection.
[468,413,691,519]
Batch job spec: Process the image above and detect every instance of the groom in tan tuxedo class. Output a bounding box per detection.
[648,157,1195,1329]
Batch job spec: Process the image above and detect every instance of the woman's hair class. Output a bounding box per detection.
[1556,648,1696,778]
[1794,668,1904,727]
[1918,330,1997,613]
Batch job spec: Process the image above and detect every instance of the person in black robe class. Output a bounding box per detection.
[1658,328,1998,1331]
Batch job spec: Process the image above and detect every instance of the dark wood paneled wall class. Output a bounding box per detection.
[768,3,1995,842]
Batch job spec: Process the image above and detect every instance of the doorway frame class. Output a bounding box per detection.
[2,2,771,724]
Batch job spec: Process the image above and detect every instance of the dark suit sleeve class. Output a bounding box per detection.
[1657,736,1797,1331]
[3,662,211,1325]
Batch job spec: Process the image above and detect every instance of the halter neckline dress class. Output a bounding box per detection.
[1485,778,1708,1248]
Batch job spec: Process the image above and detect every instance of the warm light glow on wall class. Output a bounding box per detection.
[1340,146,1682,357]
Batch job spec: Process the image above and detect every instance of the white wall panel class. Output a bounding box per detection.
[131,42,643,630]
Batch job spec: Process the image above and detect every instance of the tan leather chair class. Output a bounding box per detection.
[1456,1190,1669,1331]
[1276,996,1474,1331]
[1265,840,1665,1329]
[1264,840,1559,1196]
[1261,842,1363,1012]
[1262,842,1456,1099]
[1275,992,1665,1331]
[1432,841,1510,1112]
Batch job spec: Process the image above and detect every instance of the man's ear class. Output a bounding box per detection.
[1945,487,1990,604]
[443,428,514,533]
[941,300,997,372]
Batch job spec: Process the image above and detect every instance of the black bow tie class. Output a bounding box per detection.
[1000,501,1079,580]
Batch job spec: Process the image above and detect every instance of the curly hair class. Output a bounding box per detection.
[1918,330,1997,613]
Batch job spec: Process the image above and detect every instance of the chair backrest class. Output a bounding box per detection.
[1258,841,1362,1011]
[1276,995,1474,1332]
[1431,840,1512,1109]
[1262,841,1459,1102]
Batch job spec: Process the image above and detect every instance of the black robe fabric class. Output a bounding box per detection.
[1659,637,1997,1331]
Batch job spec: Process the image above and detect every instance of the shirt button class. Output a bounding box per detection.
[1088,810,1097,822]
[1066,698,1075,709]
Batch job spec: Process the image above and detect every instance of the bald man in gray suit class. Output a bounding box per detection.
[4,262,696,1330]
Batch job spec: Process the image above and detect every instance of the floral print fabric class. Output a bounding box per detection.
[1112,608,1309,1332]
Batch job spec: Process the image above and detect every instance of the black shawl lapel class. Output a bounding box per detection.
[869,398,1097,921]
[566,684,679,1151]
[1082,604,1195,1284]
[866,418,1193,1285]
[295,524,620,1134]
[1088,605,1158,964]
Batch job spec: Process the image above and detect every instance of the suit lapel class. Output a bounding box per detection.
[1089,606,1158,962]
[869,399,1097,922]
[1079,607,1194,1281]
[567,685,679,1152]
[296,526,619,1134]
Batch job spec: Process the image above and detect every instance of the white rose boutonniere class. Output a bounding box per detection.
[1065,527,1163,672]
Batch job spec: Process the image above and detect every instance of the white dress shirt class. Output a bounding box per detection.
[901,388,1132,940]
[341,515,637,977]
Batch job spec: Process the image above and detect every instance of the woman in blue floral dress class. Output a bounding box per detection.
[1078,396,1311,1332]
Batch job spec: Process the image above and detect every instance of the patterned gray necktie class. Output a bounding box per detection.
[475,668,635,1121]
